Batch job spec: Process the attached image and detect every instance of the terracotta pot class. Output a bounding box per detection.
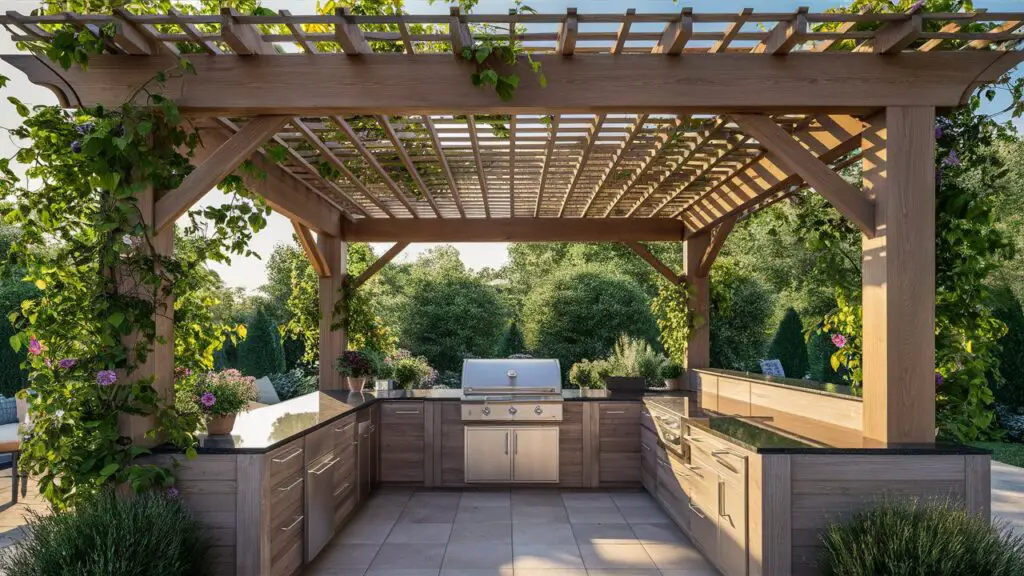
[207,414,237,435]
[346,376,369,392]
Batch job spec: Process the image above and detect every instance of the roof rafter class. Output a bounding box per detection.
[375,115,443,217]
[330,115,422,217]
[581,114,648,217]
[649,134,751,217]
[534,114,560,217]
[420,116,465,216]
[602,116,686,217]
[558,114,605,218]
[466,115,491,218]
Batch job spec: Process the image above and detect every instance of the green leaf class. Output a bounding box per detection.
[99,463,119,478]
[480,69,499,87]
[34,279,46,290]
[9,335,20,353]
[7,96,29,118]
[137,121,152,136]
[474,45,491,64]
[107,312,125,327]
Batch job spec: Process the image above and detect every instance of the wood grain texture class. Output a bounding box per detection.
[293,222,329,278]
[965,454,991,518]
[684,234,711,389]
[559,402,585,487]
[861,107,937,445]
[758,455,792,576]
[423,399,436,488]
[582,403,598,488]
[341,217,687,243]
[380,401,425,483]
[7,53,1018,115]
[318,237,347,391]
[597,402,642,486]
[440,401,466,486]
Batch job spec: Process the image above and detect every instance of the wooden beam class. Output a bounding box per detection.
[862,13,922,54]
[293,221,330,278]
[449,7,473,55]
[421,115,465,216]
[111,8,162,55]
[352,242,409,288]
[697,215,736,277]
[710,8,752,53]
[193,126,343,237]
[861,107,937,446]
[319,236,346,390]
[332,116,421,217]
[757,7,808,55]
[509,115,516,217]
[169,8,220,54]
[376,115,442,217]
[341,217,687,243]
[684,234,710,383]
[7,53,1020,115]
[652,8,693,55]
[535,114,560,217]
[625,241,682,285]
[335,7,372,54]
[581,114,647,217]
[603,116,685,217]
[559,114,604,217]
[557,8,578,56]
[731,114,875,236]
[221,8,275,55]
[649,133,750,217]
[280,9,316,54]
[466,115,491,217]
[612,9,635,55]
[154,115,290,231]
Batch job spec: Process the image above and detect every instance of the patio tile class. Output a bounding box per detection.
[562,492,615,507]
[386,521,453,544]
[567,507,627,524]
[643,543,715,571]
[513,545,586,570]
[442,542,514,570]
[571,523,639,545]
[586,571,660,576]
[449,520,512,544]
[511,571,587,576]
[368,543,446,571]
[456,504,512,523]
[512,522,576,546]
[513,505,569,523]
[511,491,566,507]
[439,569,514,576]
[312,543,381,572]
[409,492,463,508]
[399,503,459,524]
[579,543,656,570]
[629,523,690,546]
[658,570,719,576]
[618,504,671,525]
[609,492,655,507]
[336,518,396,544]
[460,491,511,507]
[365,570,441,576]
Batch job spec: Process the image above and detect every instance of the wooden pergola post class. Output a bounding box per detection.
[318,235,348,391]
[861,107,937,445]
[683,234,711,391]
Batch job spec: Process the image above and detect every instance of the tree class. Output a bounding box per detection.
[522,265,659,377]
[237,308,285,379]
[500,321,526,357]
[0,218,36,397]
[766,308,810,379]
[709,263,775,372]
[992,285,1024,410]
[401,273,507,373]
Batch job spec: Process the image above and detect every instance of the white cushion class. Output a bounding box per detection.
[0,422,19,452]
[254,376,280,405]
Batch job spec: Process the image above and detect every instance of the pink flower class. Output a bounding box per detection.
[27,337,42,356]
[96,370,117,386]
[200,392,216,408]
[57,358,77,370]
[831,334,847,348]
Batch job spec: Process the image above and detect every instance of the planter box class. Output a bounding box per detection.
[603,376,646,392]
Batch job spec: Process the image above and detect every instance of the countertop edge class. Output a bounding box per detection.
[695,368,863,402]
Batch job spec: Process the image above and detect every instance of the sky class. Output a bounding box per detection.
[2,0,1024,292]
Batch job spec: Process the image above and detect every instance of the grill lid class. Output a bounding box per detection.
[461,359,561,394]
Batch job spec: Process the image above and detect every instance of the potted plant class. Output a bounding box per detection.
[661,362,684,389]
[602,335,667,391]
[335,350,372,392]
[392,354,433,390]
[569,359,610,389]
[192,369,259,435]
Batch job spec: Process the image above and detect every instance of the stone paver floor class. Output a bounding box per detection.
[993,461,1024,536]
[306,488,717,576]
[0,470,46,552]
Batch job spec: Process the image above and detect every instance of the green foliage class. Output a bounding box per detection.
[708,263,775,372]
[0,490,212,576]
[807,330,846,385]
[400,264,506,373]
[523,265,659,378]
[237,308,285,379]
[268,369,318,402]
[819,499,1024,576]
[185,369,258,417]
[500,321,526,357]
[766,308,809,379]
[391,351,434,389]
[970,441,1024,468]
[605,334,667,385]
[650,280,695,364]
[660,362,684,380]
[568,359,610,389]
[991,285,1024,409]
[460,2,546,102]
[0,224,36,397]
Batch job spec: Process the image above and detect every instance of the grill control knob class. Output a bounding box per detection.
[534,406,544,415]
[508,406,518,415]
[481,406,491,416]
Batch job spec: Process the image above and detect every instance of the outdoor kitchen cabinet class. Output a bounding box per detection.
[464,426,560,483]
[380,401,425,483]
[597,402,642,485]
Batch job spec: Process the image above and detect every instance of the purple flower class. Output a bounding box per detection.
[831,334,847,348]
[910,0,925,11]
[935,125,942,140]
[96,370,117,386]
[943,149,960,167]
[27,337,42,356]
[935,372,944,388]
[57,358,77,370]
[200,392,216,408]
[75,122,94,135]
[166,486,179,499]
[70,141,82,154]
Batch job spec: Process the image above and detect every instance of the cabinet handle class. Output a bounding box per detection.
[688,502,706,519]
[656,457,670,468]
[504,432,509,455]
[514,432,518,455]
[394,410,420,414]
[684,463,701,472]
[369,424,376,433]
[333,482,352,497]
[640,442,651,452]
[334,422,354,432]
[272,448,303,463]
[311,457,340,475]
[718,481,725,516]
[277,477,303,492]
[682,435,702,442]
[606,410,626,414]
[281,515,304,532]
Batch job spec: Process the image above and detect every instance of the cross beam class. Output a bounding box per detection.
[6,52,1019,115]
[340,218,687,243]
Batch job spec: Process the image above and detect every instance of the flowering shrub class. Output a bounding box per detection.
[335,350,373,378]
[189,370,258,418]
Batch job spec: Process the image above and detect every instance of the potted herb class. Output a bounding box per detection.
[661,362,684,389]
[335,350,372,392]
[192,369,259,435]
[392,353,434,390]
[569,359,610,389]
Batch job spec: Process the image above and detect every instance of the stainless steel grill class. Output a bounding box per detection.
[460,359,564,422]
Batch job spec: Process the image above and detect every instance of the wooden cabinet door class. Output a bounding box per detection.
[718,477,748,576]
[512,428,559,483]
[380,401,424,483]
[597,402,642,485]
[464,427,511,483]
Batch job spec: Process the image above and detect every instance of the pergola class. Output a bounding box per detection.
[3,6,1022,447]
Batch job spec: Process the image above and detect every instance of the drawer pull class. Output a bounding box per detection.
[272,448,303,463]
[712,448,743,459]
[281,515,304,532]
[394,410,420,414]
[334,422,354,432]
[333,482,352,497]
[688,502,706,519]
[369,424,376,433]
[656,457,670,468]
[682,435,702,442]
[640,442,651,452]
[277,477,303,492]
[311,457,340,475]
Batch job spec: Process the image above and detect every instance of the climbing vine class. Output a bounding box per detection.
[650,278,698,365]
